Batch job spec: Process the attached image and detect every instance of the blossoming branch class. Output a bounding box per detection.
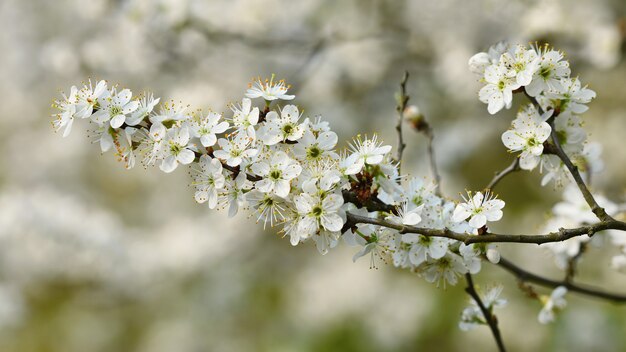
[52,43,626,352]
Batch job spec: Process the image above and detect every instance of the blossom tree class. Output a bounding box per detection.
[52,43,626,351]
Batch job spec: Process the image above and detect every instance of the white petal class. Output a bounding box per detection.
[110,114,126,128]
[274,180,291,198]
[317,131,338,150]
[160,155,178,173]
[177,149,195,165]
[468,214,487,228]
[321,213,343,232]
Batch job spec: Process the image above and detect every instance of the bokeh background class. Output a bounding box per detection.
[1,0,626,351]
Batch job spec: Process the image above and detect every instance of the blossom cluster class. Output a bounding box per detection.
[470,43,600,186]
[53,74,509,291]
[469,42,626,323]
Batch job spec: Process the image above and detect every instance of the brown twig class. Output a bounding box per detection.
[485,158,520,192]
[496,257,626,303]
[345,212,626,245]
[395,71,409,174]
[423,126,443,197]
[464,274,507,352]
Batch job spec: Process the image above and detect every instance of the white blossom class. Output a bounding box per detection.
[258,105,305,145]
[190,111,229,148]
[538,286,567,324]
[229,98,259,138]
[213,134,258,167]
[91,88,139,128]
[525,47,571,97]
[246,75,295,101]
[459,285,507,331]
[500,44,540,86]
[293,129,339,162]
[193,156,226,209]
[348,135,392,167]
[251,151,302,198]
[294,192,344,239]
[160,126,195,173]
[478,63,521,114]
[422,252,468,287]
[501,104,552,170]
[452,191,505,229]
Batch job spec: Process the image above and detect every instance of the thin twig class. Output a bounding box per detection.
[345,212,626,245]
[395,71,410,173]
[465,274,507,352]
[548,121,613,221]
[424,126,443,197]
[564,242,587,284]
[496,257,626,303]
[485,158,520,192]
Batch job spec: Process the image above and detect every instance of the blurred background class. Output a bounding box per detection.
[1,0,626,351]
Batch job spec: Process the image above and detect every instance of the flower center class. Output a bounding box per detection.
[539,66,552,79]
[269,169,282,180]
[109,105,123,117]
[418,235,431,246]
[311,205,323,217]
[169,143,182,155]
[282,124,294,134]
[307,146,321,159]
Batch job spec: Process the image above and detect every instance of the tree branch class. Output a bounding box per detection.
[485,158,520,192]
[395,71,409,173]
[547,121,613,221]
[345,212,626,245]
[495,257,626,303]
[423,126,443,197]
[464,274,507,352]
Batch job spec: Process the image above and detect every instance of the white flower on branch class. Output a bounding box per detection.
[245,75,295,102]
[538,286,568,324]
[452,191,505,230]
[258,105,305,145]
[192,156,226,209]
[213,134,258,167]
[525,46,571,97]
[251,151,302,198]
[160,126,195,173]
[478,63,521,114]
[136,122,167,166]
[501,104,552,170]
[538,77,596,114]
[348,134,392,167]
[189,111,230,148]
[91,88,139,128]
[468,41,509,75]
[500,44,540,86]
[460,285,507,331]
[75,79,109,119]
[229,98,259,139]
[126,92,160,126]
[422,252,468,288]
[403,233,449,267]
[294,191,344,238]
[52,85,78,137]
[293,129,339,163]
